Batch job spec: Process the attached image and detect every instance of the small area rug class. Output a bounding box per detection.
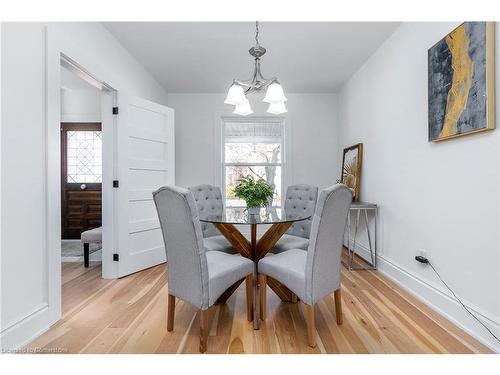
[62,240,101,257]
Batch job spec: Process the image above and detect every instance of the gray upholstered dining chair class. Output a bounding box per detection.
[272,184,318,253]
[153,186,253,353]
[258,184,353,348]
[188,184,235,254]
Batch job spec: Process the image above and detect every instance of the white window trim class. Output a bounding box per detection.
[214,114,292,208]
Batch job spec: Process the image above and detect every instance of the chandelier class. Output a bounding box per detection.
[224,21,287,116]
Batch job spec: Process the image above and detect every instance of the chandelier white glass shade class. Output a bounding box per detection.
[224,83,246,106]
[225,21,287,116]
[233,98,254,116]
[266,101,288,115]
[262,81,288,104]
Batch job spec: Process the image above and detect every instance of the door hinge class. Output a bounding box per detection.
[113,253,119,261]
[113,180,119,188]
[112,107,119,115]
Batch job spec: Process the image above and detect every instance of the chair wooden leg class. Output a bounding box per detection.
[305,304,316,348]
[167,294,175,331]
[259,274,267,320]
[334,288,343,325]
[245,275,253,321]
[199,309,209,353]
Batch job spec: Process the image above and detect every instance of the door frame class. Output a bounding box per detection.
[46,26,121,334]
[50,55,117,280]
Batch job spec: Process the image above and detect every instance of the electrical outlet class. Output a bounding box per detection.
[415,249,430,265]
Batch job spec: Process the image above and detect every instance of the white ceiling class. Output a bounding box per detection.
[103,22,399,93]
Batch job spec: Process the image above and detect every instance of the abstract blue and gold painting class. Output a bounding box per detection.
[428,22,495,142]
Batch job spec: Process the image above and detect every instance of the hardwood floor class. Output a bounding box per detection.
[27,258,491,354]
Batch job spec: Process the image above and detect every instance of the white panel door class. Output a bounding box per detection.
[116,95,174,277]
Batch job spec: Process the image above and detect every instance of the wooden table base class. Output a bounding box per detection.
[215,279,244,304]
[266,276,294,302]
[214,221,295,324]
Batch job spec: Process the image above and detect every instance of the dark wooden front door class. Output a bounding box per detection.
[61,123,102,239]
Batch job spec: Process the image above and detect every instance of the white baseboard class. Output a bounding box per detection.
[2,252,101,350]
[346,239,500,353]
[0,303,58,351]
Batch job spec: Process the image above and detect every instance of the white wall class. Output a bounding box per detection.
[0,22,168,349]
[337,22,500,351]
[61,88,101,122]
[168,93,339,190]
[60,65,101,122]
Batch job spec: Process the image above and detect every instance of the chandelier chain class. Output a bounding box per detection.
[255,21,260,47]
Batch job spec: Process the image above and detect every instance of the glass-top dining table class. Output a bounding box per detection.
[200,207,311,329]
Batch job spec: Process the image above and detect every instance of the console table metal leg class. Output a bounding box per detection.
[374,207,378,269]
[351,209,361,270]
[364,209,374,266]
[346,213,351,270]
[342,203,378,271]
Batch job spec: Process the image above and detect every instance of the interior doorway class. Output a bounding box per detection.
[60,123,102,240]
[60,65,104,267]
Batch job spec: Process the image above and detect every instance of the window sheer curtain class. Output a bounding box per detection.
[224,120,282,139]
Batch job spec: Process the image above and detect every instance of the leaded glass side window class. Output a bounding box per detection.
[66,130,102,183]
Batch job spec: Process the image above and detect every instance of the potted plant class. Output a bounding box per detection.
[234,176,274,215]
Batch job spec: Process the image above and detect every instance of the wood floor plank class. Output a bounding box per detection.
[180,307,219,353]
[24,262,492,354]
[113,290,169,353]
[227,289,257,353]
[350,270,475,353]
[366,268,492,353]
[62,262,89,285]
[315,299,353,353]
[207,298,237,353]
[251,287,281,354]
[154,300,198,353]
[289,303,322,354]
[272,303,303,353]
[80,328,126,354]
[62,264,113,315]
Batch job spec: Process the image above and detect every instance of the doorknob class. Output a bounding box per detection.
[80,184,87,190]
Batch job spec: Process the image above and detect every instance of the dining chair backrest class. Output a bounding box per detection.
[188,184,224,238]
[153,185,209,309]
[305,184,352,304]
[284,184,319,238]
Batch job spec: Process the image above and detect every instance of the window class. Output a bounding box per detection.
[222,118,285,207]
[66,130,102,183]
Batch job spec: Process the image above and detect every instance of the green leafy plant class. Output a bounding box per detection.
[233,176,274,209]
